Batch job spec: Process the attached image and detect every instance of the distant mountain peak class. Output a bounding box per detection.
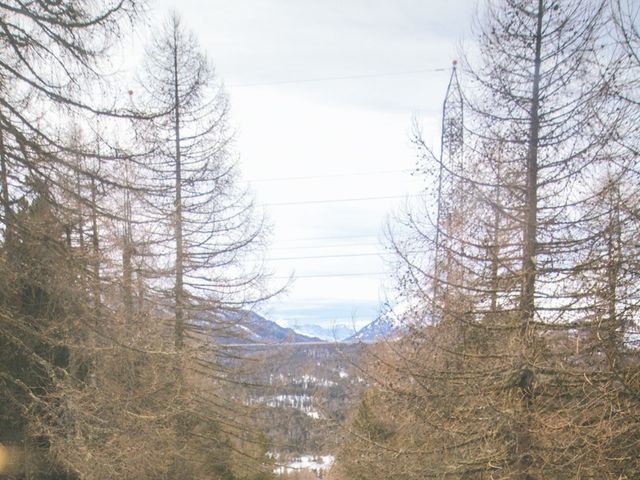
[290,324,356,342]
[346,316,399,343]
[193,310,322,344]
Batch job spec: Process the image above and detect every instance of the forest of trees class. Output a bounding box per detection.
[0,3,272,479]
[336,1,640,479]
[1,1,639,480]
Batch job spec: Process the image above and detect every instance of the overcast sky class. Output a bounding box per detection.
[151,0,478,330]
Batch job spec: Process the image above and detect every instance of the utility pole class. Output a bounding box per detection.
[432,60,464,314]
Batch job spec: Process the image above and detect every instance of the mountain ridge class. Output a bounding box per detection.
[289,323,356,342]
[345,315,399,343]
[193,310,322,344]
[199,310,400,345]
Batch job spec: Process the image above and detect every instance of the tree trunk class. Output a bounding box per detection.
[173,27,185,352]
[170,20,187,480]
[90,177,101,318]
[516,1,544,478]
[0,129,13,247]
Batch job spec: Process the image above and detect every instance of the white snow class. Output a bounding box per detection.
[274,455,334,476]
[248,394,324,419]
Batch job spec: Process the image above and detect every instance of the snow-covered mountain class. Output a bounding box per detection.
[346,316,400,343]
[290,324,355,342]
[192,310,402,345]
[193,310,322,344]
[289,317,402,343]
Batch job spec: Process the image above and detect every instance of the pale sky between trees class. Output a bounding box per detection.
[150,0,477,329]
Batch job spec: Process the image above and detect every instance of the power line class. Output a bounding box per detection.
[264,193,418,207]
[270,242,381,251]
[245,168,412,183]
[278,233,381,242]
[230,67,449,88]
[272,271,388,280]
[266,251,391,261]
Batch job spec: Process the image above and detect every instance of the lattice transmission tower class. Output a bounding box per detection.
[432,60,465,309]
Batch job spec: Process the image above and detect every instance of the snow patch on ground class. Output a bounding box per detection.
[274,455,334,476]
[248,394,324,419]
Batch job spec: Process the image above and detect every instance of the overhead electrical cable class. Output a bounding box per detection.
[264,193,419,207]
[266,251,395,261]
[230,66,449,88]
[271,271,388,279]
[270,242,382,251]
[244,168,413,183]
[277,233,381,242]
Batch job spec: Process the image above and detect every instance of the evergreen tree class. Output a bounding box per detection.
[339,1,640,478]
[133,13,271,479]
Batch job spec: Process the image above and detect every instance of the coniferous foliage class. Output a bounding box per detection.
[0,182,89,479]
[136,13,267,331]
[0,1,141,477]
[2,1,639,479]
[129,14,272,479]
[338,1,640,479]
[0,4,275,480]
